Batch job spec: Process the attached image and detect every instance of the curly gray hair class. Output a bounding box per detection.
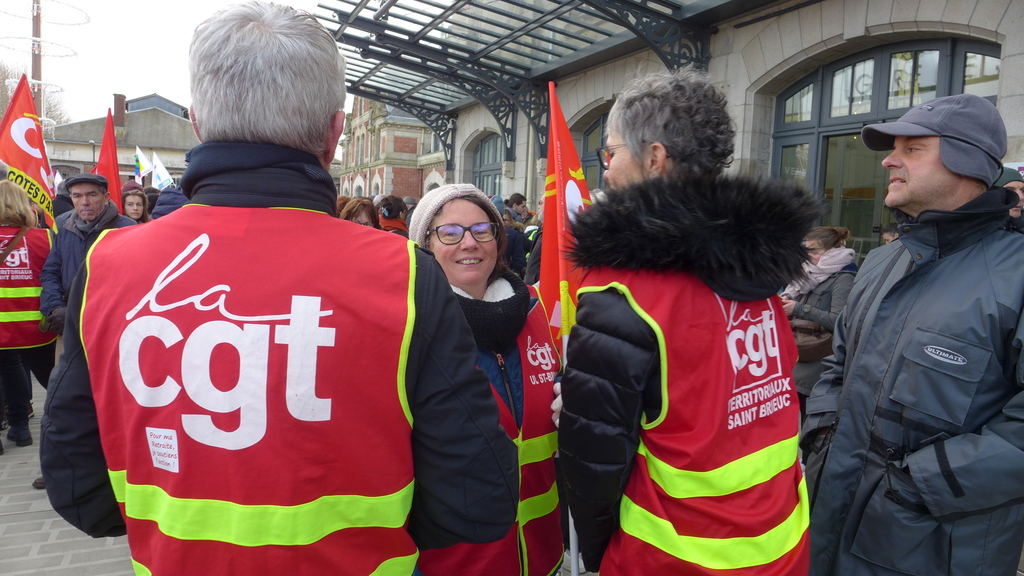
[607,67,735,179]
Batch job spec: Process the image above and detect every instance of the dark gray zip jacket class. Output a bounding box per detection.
[804,187,1024,575]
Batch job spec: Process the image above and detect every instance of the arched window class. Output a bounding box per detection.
[472,133,502,198]
[773,38,1000,261]
[582,114,607,193]
[354,185,363,197]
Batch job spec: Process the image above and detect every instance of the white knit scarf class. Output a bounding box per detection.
[782,247,855,299]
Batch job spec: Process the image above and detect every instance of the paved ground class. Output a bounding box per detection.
[3,379,1023,575]
[0,379,133,576]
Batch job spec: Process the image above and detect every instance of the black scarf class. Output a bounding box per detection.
[455,271,530,353]
[180,142,338,215]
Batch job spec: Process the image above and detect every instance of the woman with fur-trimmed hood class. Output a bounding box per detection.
[556,68,821,576]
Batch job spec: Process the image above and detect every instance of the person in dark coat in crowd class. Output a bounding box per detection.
[39,173,135,336]
[379,194,409,236]
[803,93,1024,576]
[879,221,899,244]
[557,68,816,575]
[404,195,418,224]
[502,209,527,277]
[150,186,188,219]
[995,166,1024,229]
[780,226,856,418]
[144,186,161,215]
[51,179,74,217]
[39,4,517,574]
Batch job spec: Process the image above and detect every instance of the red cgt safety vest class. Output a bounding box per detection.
[582,268,809,576]
[80,205,420,576]
[419,285,562,576]
[0,225,55,349]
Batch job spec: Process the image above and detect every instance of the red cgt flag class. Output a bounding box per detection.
[0,74,57,231]
[539,81,593,357]
[92,109,123,213]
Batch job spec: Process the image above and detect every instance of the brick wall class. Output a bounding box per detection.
[391,167,423,198]
[394,136,418,154]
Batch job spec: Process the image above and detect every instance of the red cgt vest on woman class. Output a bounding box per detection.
[0,225,55,349]
[582,268,809,576]
[80,206,420,576]
[419,285,562,576]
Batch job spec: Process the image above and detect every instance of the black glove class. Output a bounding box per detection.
[45,306,67,336]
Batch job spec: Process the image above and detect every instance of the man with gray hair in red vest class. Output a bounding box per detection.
[40,2,518,574]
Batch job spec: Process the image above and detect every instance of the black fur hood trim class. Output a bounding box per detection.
[570,174,824,301]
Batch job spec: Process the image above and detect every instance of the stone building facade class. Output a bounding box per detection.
[336,98,445,201]
[390,0,1022,261]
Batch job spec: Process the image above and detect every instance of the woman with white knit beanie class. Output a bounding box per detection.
[409,184,564,576]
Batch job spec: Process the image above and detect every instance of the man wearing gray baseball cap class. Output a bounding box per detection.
[803,93,1024,576]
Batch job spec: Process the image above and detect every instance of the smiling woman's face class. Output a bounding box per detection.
[427,199,498,300]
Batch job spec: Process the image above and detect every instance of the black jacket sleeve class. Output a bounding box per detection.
[523,231,542,285]
[557,288,660,570]
[405,249,520,549]
[40,264,126,538]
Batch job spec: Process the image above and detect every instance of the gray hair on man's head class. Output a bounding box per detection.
[189,1,347,157]
[608,67,734,179]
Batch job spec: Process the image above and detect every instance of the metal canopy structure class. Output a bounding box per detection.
[314,0,780,169]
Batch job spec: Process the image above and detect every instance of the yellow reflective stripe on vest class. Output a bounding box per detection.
[520,431,556,466]
[370,552,419,576]
[0,286,41,298]
[519,479,559,527]
[131,558,152,576]
[109,470,413,546]
[128,543,418,575]
[640,434,800,499]
[397,240,417,427]
[620,478,809,570]
[0,310,43,322]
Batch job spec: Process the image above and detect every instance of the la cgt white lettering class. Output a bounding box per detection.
[117,234,336,451]
[726,309,780,377]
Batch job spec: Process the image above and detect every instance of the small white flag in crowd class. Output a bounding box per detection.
[134,146,154,184]
[151,152,174,189]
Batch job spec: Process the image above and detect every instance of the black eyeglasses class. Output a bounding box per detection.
[430,222,498,245]
[595,144,628,170]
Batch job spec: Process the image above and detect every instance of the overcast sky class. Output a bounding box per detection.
[2,0,348,123]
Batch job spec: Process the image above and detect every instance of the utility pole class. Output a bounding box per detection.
[31,0,43,115]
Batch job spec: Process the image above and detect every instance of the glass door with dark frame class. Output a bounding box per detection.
[821,134,891,262]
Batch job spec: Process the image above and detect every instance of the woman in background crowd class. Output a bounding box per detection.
[335,195,350,215]
[409,184,563,576]
[0,180,57,454]
[122,189,151,224]
[379,194,409,236]
[339,197,381,228]
[780,226,857,416]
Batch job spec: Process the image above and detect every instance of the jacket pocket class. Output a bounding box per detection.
[890,329,990,427]
[850,462,950,575]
